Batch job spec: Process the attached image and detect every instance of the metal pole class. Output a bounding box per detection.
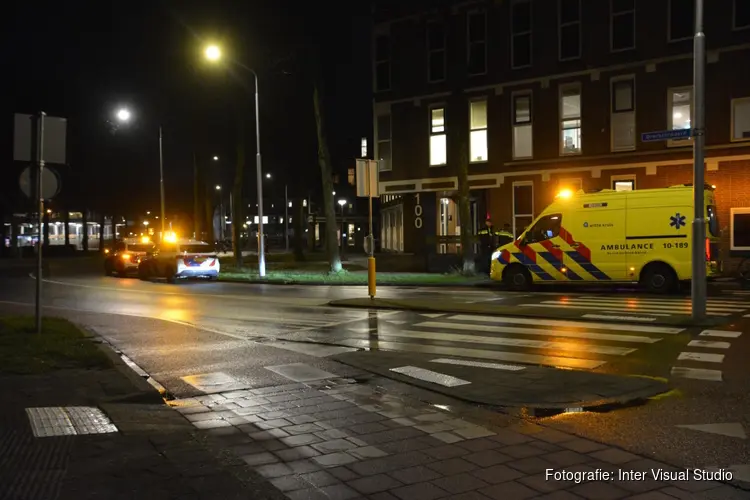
[229,191,233,242]
[340,203,345,260]
[691,0,706,320]
[284,184,289,252]
[252,71,266,277]
[35,112,45,334]
[158,126,166,238]
[219,195,224,240]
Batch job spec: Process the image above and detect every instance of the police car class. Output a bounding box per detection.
[104,238,155,277]
[137,239,220,283]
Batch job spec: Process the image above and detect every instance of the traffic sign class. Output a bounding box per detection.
[13,114,67,164]
[19,166,59,199]
[356,159,380,198]
[641,129,692,142]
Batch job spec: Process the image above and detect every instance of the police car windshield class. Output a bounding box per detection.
[127,244,153,252]
[179,244,212,254]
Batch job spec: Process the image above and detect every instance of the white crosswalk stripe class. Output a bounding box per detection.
[283,314,686,372]
[671,329,743,382]
[519,296,748,318]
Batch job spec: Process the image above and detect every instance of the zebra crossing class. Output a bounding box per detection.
[280,314,686,372]
[517,295,750,319]
[671,329,743,382]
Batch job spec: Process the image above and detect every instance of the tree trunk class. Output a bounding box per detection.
[63,209,70,246]
[98,213,106,253]
[312,83,341,273]
[193,152,203,240]
[42,209,50,247]
[457,142,475,275]
[232,116,245,269]
[293,196,305,261]
[82,211,89,252]
[204,184,214,244]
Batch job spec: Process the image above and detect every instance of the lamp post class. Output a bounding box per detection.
[266,173,290,252]
[338,199,347,260]
[215,185,224,240]
[204,44,266,277]
[115,108,166,238]
[691,0,706,320]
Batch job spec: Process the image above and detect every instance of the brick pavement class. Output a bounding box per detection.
[178,378,748,499]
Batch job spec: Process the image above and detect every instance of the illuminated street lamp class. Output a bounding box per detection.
[338,199,347,258]
[116,108,166,238]
[204,44,266,277]
[213,156,219,161]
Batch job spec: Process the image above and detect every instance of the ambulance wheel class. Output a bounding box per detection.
[642,263,676,294]
[504,265,532,291]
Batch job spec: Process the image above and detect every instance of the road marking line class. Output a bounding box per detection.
[579,296,750,307]
[687,340,731,349]
[525,303,731,316]
[583,314,657,322]
[415,320,661,344]
[671,366,723,382]
[379,328,636,356]
[546,299,745,313]
[699,330,743,338]
[430,358,526,371]
[333,339,606,370]
[447,314,684,334]
[597,310,672,317]
[390,366,471,387]
[677,352,725,363]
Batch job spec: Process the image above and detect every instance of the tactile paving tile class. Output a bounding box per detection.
[25,407,118,438]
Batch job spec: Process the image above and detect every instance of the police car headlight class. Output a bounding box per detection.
[491,251,500,261]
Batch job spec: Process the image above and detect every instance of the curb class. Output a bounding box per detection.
[327,299,728,328]
[218,277,492,287]
[83,329,171,403]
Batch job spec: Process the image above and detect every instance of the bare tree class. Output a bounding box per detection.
[313,82,342,273]
[193,153,203,240]
[293,196,306,261]
[457,142,475,274]
[232,115,245,268]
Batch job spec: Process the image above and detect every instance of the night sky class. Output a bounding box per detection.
[2,1,372,218]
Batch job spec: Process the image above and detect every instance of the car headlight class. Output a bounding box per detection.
[491,251,500,261]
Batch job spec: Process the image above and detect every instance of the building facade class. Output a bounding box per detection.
[372,0,750,269]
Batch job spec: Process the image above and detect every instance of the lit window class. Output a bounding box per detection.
[512,93,533,159]
[360,137,367,157]
[614,180,634,191]
[732,98,750,141]
[560,85,582,155]
[469,100,487,162]
[347,168,355,186]
[377,114,392,171]
[668,87,692,146]
[430,107,447,166]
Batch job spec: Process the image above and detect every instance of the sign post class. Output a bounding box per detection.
[356,159,379,299]
[691,0,707,321]
[14,112,67,334]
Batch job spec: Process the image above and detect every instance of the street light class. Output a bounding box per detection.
[266,173,271,179]
[204,44,266,277]
[115,107,166,238]
[338,199,347,257]
[213,156,219,161]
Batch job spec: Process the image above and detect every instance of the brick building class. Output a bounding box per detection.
[372,0,750,270]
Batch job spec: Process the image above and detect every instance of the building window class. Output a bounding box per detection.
[360,137,367,157]
[511,0,532,69]
[560,84,582,155]
[469,100,488,162]
[376,113,392,171]
[611,77,635,151]
[668,0,694,42]
[512,92,533,159]
[347,168,355,186]
[467,11,487,75]
[732,97,750,141]
[374,33,391,92]
[512,182,534,238]
[430,107,447,166]
[731,208,750,251]
[611,0,635,51]
[735,0,750,30]
[668,87,692,146]
[427,21,446,83]
[611,175,636,191]
[559,0,581,61]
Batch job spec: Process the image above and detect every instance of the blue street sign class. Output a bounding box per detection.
[641,129,692,142]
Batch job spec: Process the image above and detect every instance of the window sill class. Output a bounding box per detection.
[429,164,447,167]
[611,147,636,153]
[469,160,488,164]
[511,157,533,161]
[730,137,750,143]
[560,151,583,156]
[610,47,635,53]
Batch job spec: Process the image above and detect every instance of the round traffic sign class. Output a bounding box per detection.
[19,166,60,199]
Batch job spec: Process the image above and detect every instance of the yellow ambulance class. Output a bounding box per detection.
[490,184,721,293]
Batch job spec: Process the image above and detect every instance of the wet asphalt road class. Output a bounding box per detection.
[0,265,748,484]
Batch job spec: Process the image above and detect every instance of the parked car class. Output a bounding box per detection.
[104,238,155,276]
[137,240,220,283]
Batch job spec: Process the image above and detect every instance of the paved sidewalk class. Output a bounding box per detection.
[0,355,286,499]
[176,377,748,499]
